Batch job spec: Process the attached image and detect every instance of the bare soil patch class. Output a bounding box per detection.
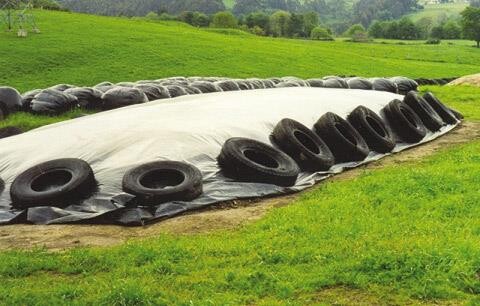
[1,122,479,251]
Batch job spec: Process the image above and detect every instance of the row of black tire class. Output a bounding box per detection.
[414,77,457,86]
[0,91,460,209]
[0,76,419,118]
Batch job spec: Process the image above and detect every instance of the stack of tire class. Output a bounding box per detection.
[217,91,460,187]
[0,76,424,119]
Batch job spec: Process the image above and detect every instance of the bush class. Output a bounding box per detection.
[345,23,366,37]
[145,12,158,20]
[310,26,334,41]
[351,31,371,42]
[249,25,265,36]
[210,11,238,28]
[425,38,441,45]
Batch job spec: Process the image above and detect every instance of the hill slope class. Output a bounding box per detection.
[407,2,468,22]
[1,10,480,92]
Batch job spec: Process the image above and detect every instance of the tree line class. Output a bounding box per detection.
[56,0,225,16]
[146,10,335,40]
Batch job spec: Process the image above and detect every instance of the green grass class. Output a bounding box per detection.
[407,3,468,22]
[1,10,480,93]
[1,108,479,304]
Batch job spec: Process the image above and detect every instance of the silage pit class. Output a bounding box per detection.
[0,87,460,226]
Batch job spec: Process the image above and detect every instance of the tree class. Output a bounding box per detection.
[368,20,385,38]
[269,10,290,37]
[178,11,195,24]
[430,24,444,39]
[245,12,270,33]
[310,26,333,40]
[303,11,319,37]
[345,23,366,37]
[443,20,461,39]
[192,12,210,27]
[461,6,480,47]
[397,17,420,40]
[416,17,433,39]
[287,12,305,37]
[210,11,238,28]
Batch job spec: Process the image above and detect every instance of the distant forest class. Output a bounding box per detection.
[57,0,226,16]
[55,0,421,27]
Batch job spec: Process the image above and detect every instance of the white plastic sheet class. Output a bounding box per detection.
[0,88,457,225]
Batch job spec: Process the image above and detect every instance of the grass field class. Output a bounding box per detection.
[407,3,468,22]
[1,10,480,93]
[1,9,480,305]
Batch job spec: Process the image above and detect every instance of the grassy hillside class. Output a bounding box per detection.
[1,10,480,93]
[407,2,468,22]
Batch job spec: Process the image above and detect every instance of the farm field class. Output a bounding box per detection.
[407,2,468,22]
[1,8,480,306]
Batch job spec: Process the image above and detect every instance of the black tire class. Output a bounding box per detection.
[190,81,222,93]
[21,89,42,111]
[166,85,188,98]
[134,84,171,101]
[323,77,349,89]
[347,106,395,153]
[30,89,79,115]
[275,81,301,88]
[403,91,444,132]
[183,85,202,95]
[0,126,23,139]
[102,87,148,110]
[347,78,373,90]
[122,161,203,205]
[389,77,418,95]
[313,112,370,163]
[0,86,25,113]
[214,80,241,91]
[64,87,104,109]
[371,78,398,93]
[382,99,427,143]
[271,119,334,171]
[306,79,325,88]
[10,158,96,208]
[423,92,458,125]
[217,137,300,187]
[0,101,9,120]
[323,78,348,89]
[261,79,276,88]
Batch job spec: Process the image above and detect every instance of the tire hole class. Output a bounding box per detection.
[140,169,185,189]
[31,170,73,192]
[335,123,357,145]
[366,116,386,137]
[294,130,320,154]
[401,107,418,127]
[244,149,279,168]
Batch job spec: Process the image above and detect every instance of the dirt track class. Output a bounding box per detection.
[1,122,479,251]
